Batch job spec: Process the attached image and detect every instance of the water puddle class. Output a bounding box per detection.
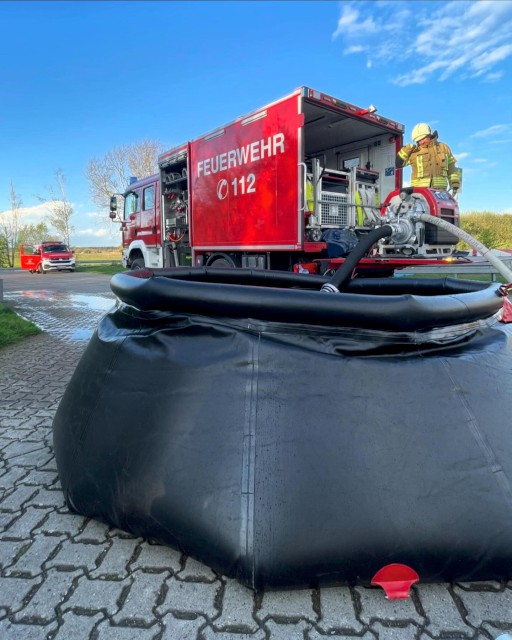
[5,289,115,342]
[69,294,114,312]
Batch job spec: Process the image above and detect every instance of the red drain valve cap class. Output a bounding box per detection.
[371,564,419,599]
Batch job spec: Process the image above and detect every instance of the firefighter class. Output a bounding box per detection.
[396,123,460,194]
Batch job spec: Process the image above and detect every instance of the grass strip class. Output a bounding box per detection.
[0,305,41,348]
[75,264,125,275]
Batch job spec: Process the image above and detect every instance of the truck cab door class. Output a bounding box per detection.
[123,190,140,245]
[141,183,157,244]
[20,244,39,271]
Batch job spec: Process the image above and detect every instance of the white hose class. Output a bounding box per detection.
[418,213,512,283]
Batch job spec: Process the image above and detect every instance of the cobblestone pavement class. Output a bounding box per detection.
[1,270,512,639]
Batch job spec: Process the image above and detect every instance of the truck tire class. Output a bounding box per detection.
[206,253,239,268]
[131,258,145,271]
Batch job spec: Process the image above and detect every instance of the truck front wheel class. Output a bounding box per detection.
[130,258,145,270]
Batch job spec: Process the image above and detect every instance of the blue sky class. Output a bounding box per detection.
[1,0,511,246]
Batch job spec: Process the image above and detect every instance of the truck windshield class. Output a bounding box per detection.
[44,244,69,253]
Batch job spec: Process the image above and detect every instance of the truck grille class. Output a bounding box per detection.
[320,193,348,226]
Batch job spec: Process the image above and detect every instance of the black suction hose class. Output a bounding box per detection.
[320,225,393,293]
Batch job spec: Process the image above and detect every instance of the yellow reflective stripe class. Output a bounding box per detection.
[355,191,364,226]
[411,176,449,188]
[416,155,424,178]
[411,177,431,187]
[306,180,314,211]
[398,148,410,162]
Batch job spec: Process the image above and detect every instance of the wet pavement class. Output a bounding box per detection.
[1,268,512,639]
[0,270,115,342]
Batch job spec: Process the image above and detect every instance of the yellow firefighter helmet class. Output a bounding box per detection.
[411,123,431,143]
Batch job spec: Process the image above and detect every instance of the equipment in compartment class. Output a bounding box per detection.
[320,193,349,227]
[161,160,190,267]
[351,167,380,226]
[307,158,381,232]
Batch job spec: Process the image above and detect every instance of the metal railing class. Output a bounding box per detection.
[74,258,512,281]
[400,257,512,281]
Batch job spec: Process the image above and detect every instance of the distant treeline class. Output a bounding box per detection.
[460,212,512,249]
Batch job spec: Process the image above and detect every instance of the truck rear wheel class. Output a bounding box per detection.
[206,253,239,268]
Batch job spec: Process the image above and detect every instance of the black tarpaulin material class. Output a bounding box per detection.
[52,268,512,589]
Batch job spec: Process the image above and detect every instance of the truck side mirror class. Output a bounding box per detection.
[109,196,118,219]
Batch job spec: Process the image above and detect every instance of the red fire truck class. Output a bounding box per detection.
[110,86,460,273]
[20,241,75,274]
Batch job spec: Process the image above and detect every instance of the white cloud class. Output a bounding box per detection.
[332,5,359,38]
[392,60,446,87]
[0,203,49,224]
[332,0,512,86]
[345,45,364,54]
[482,71,503,83]
[0,204,117,248]
[470,124,511,138]
[489,137,512,145]
[85,210,102,219]
[75,228,110,238]
[455,152,470,160]
[472,44,512,72]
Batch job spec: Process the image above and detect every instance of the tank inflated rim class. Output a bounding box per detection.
[111,267,503,332]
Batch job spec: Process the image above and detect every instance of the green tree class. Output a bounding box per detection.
[459,211,512,250]
[0,181,23,267]
[0,236,8,268]
[18,222,51,245]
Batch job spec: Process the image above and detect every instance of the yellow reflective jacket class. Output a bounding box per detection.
[396,139,459,190]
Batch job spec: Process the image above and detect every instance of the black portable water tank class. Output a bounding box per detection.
[53,267,512,589]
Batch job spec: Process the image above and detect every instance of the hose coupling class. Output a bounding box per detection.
[320,283,340,294]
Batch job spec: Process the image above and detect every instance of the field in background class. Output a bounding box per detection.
[74,246,122,262]
[72,247,123,275]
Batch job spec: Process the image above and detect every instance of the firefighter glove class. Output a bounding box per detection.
[402,143,414,157]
